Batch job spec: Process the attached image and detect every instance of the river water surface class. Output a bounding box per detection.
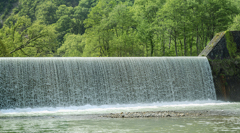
[1,100,240,132]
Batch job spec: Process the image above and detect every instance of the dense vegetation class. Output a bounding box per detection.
[0,0,240,57]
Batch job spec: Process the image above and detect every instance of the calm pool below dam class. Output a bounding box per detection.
[1,101,240,132]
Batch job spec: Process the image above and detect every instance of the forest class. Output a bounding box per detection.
[0,0,240,57]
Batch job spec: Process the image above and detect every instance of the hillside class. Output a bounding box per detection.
[0,0,240,57]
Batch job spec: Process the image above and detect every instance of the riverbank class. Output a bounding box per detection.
[1,109,239,120]
[1,111,240,133]
[101,110,240,118]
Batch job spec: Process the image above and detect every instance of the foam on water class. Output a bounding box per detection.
[1,100,238,117]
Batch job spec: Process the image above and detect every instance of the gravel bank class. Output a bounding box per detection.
[101,110,239,118]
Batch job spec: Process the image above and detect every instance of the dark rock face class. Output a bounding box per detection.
[226,76,240,101]
[233,31,240,51]
[207,36,230,59]
[209,59,240,102]
[213,75,240,102]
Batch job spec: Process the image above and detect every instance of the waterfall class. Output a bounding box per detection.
[0,57,216,109]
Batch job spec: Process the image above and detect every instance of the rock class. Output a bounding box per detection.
[100,110,239,118]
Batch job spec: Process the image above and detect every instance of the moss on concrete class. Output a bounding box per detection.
[199,32,225,57]
[209,59,240,77]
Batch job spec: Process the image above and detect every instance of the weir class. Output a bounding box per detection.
[0,57,216,109]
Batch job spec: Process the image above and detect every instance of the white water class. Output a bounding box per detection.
[1,100,236,117]
[1,101,240,133]
[0,57,216,109]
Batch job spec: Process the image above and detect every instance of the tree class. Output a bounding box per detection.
[35,1,58,25]
[203,0,238,39]
[134,0,165,56]
[52,0,79,7]
[155,0,239,56]
[17,0,42,21]
[83,1,138,57]
[57,34,85,57]
[157,0,185,56]
[83,0,118,57]
[228,14,240,30]
[0,39,8,57]
[1,0,239,57]
[56,5,73,19]
[55,15,73,43]
[71,0,97,35]
[0,15,57,57]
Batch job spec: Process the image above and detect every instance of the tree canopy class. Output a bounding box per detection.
[0,0,239,57]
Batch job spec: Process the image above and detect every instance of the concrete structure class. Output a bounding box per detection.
[200,31,240,102]
[199,31,240,59]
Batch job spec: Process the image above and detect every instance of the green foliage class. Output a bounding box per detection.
[55,15,73,43]
[0,39,8,57]
[17,0,42,21]
[134,0,165,56]
[0,15,57,57]
[35,1,58,25]
[228,15,240,30]
[0,0,18,19]
[53,0,79,7]
[0,0,239,57]
[83,0,138,57]
[71,0,97,35]
[56,5,73,19]
[57,34,85,57]
[225,31,237,58]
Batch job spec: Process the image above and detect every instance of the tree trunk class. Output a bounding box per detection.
[190,29,194,56]
[184,25,187,56]
[202,23,205,50]
[150,35,154,56]
[196,27,199,55]
[179,40,183,56]
[168,30,172,49]
[175,38,178,56]
[174,30,178,56]
[162,34,165,56]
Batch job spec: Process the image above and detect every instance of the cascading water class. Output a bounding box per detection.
[0,57,216,109]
